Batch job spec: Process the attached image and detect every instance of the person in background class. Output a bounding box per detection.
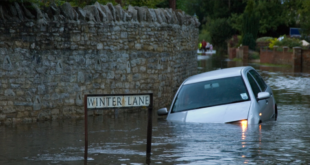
[206,42,210,51]
[201,39,207,52]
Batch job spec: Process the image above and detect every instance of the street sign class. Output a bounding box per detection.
[83,93,153,162]
[87,95,150,109]
[290,27,301,37]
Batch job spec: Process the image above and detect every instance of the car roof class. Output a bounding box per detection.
[183,66,253,85]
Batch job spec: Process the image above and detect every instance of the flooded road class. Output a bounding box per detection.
[1,54,310,164]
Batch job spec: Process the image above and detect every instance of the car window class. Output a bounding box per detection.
[171,76,250,113]
[249,70,267,91]
[247,73,261,98]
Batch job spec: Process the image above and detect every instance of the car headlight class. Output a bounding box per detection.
[227,120,248,133]
[226,119,247,125]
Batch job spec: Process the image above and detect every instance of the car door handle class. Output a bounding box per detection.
[265,100,269,104]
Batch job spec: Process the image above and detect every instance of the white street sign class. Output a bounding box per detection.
[87,95,150,109]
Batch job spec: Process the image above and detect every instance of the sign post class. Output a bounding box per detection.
[84,93,153,161]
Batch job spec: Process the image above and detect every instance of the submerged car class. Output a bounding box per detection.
[158,66,277,124]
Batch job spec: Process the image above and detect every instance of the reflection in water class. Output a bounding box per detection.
[241,121,247,141]
[0,54,310,164]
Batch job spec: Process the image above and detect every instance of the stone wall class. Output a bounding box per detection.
[0,2,199,124]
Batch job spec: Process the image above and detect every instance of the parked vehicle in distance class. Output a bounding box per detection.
[158,66,277,125]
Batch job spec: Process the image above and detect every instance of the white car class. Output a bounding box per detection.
[158,66,277,125]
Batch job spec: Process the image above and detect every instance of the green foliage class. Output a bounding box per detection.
[255,0,285,34]
[268,38,278,49]
[198,23,211,43]
[249,50,260,60]
[299,0,310,36]
[122,0,164,8]
[241,0,259,50]
[206,18,234,48]
[229,13,243,32]
[256,37,273,42]
[8,0,165,8]
[176,0,189,12]
[184,0,245,28]
[242,33,256,50]
[274,36,302,48]
[233,58,242,62]
[8,0,117,7]
[242,13,259,38]
[268,36,302,49]
[230,0,302,36]
[72,0,117,7]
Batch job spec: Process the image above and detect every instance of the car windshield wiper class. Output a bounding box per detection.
[174,105,214,112]
[226,100,248,104]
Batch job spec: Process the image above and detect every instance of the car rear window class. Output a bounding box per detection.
[171,76,250,113]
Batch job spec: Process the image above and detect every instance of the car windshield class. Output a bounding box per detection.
[171,76,250,113]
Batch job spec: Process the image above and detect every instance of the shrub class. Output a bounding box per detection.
[242,33,256,50]
[249,50,260,59]
[274,36,302,48]
[268,38,278,49]
[206,18,235,48]
[199,26,211,43]
[256,37,273,42]
[268,35,302,49]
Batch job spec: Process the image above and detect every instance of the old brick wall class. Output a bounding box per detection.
[0,2,199,124]
[228,48,236,59]
[260,49,274,64]
[302,49,310,69]
[259,47,310,72]
[260,47,292,65]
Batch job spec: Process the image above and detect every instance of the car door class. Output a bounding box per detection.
[247,72,268,122]
[249,70,274,120]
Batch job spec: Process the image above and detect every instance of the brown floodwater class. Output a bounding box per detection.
[1,54,310,165]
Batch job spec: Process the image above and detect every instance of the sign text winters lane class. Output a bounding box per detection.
[87,95,150,108]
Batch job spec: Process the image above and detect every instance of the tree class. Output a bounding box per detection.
[115,0,122,5]
[206,18,235,48]
[121,0,164,8]
[230,0,303,37]
[241,0,259,50]
[299,0,310,36]
[169,0,176,10]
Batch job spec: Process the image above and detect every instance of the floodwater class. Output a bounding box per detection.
[1,54,310,165]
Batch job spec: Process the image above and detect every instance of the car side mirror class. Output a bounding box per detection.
[157,108,168,116]
[257,92,270,100]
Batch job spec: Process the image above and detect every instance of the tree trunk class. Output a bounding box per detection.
[115,0,122,6]
[169,0,176,10]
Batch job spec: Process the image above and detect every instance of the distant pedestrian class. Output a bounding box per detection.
[206,42,210,51]
[201,39,207,52]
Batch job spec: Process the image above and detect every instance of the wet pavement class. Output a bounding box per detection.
[1,54,310,165]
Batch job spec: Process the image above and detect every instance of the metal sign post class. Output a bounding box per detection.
[84,93,153,161]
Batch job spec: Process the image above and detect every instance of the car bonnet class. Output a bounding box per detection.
[167,101,251,123]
